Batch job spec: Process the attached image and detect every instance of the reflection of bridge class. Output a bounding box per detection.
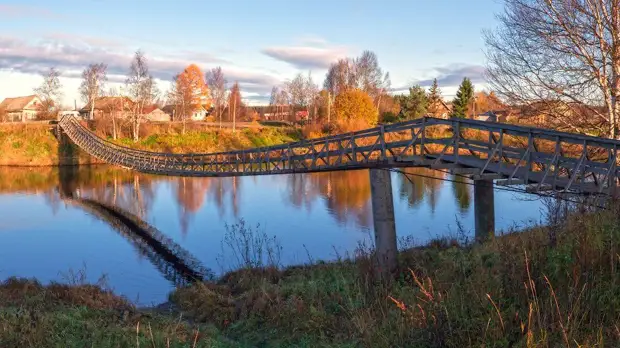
[58,115,620,273]
[60,187,212,286]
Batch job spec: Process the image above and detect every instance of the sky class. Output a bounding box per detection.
[0,0,503,107]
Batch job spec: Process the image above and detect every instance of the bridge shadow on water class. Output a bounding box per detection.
[57,164,213,287]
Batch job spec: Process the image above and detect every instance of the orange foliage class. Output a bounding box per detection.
[176,64,211,111]
[475,91,505,114]
[333,89,378,130]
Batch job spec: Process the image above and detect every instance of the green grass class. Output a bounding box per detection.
[0,278,240,347]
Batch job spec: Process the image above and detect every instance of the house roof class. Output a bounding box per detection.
[80,96,134,112]
[0,95,38,112]
[141,105,160,114]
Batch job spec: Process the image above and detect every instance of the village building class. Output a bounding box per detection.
[428,99,452,119]
[79,96,134,120]
[141,105,170,122]
[162,104,214,121]
[0,95,42,122]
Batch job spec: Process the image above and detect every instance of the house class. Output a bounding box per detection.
[0,95,42,122]
[474,111,498,122]
[428,99,452,119]
[79,96,134,120]
[141,105,170,122]
[162,104,214,121]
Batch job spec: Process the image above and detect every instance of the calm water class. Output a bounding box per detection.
[0,165,544,305]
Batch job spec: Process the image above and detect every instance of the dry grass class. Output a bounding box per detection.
[170,204,620,347]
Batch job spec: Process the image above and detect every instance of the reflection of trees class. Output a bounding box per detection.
[286,170,372,228]
[451,175,472,214]
[173,176,243,235]
[174,177,210,235]
[74,170,156,220]
[397,168,445,213]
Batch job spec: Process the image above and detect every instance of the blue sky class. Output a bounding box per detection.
[0,0,503,106]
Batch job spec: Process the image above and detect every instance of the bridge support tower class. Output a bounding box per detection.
[369,168,398,276]
[474,179,495,243]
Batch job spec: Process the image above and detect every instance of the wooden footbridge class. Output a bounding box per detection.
[59,115,619,195]
[58,115,620,273]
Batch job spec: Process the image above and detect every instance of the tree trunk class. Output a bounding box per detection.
[112,112,117,140]
[219,105,222,129]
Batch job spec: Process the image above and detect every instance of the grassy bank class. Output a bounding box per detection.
[0,122,300,166]
[3,203,620,347]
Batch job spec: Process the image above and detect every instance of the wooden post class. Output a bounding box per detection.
[474,179,495,243]
[370,168,398,276]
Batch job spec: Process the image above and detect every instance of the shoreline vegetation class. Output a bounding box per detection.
[0,121,301,167]
[2,203,619,347]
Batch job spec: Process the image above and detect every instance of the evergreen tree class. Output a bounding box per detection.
[427,78,442,117]
[398,85,428,120]
[451,77,474,118]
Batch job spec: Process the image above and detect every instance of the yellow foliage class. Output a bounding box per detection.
[333,89,378,129]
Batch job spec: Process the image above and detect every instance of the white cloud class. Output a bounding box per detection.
[0,34,285,106]
[262,43,349,69]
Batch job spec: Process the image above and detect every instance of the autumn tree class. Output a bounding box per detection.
[228,82,242,132]
[174,64,209,134]
[33,67,63,120]
[451,77,474,118]
[126,50,158,142]
[474,91,505,114]
[397,85,428,120]
[485,0,620,137]
[206,67,227,129]
[333,89,378,129]
[79,63,107,120]
[427,79,443,117]
[323,51,390,109]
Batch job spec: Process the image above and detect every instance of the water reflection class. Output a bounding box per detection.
[57,166,212,286]
[0,165,543,304]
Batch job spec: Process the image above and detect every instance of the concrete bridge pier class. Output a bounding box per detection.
[474,179,495,243]
[369,168,398,276]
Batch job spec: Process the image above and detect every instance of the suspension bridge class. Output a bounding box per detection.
[57,115,620,272]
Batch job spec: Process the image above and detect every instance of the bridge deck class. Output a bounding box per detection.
[59,116,620,195]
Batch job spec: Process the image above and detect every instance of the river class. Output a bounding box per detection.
[0,165,544,305]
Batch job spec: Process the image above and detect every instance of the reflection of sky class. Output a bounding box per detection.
[0,169,544,305]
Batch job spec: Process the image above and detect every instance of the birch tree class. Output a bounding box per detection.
[126,50,158,142]
[79,63,107,120]
[485,0,620,137]
[206,67,227,129]
[34,67,63,120]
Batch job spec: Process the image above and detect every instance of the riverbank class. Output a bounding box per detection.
[2,204,618,347]
[0,122,300,166]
